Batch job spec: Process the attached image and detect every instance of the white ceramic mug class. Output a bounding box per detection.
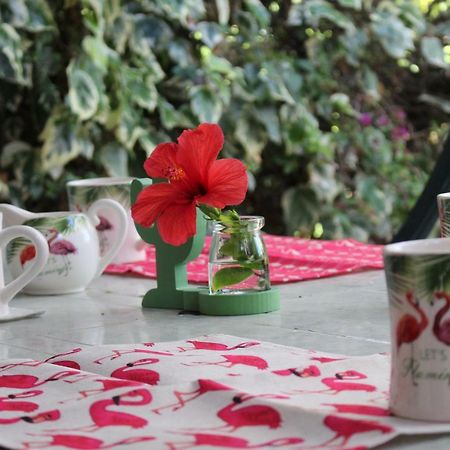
[67,177,147,263]
[3,199,127,295]
[0,213,49,318]
[384,238,450,421]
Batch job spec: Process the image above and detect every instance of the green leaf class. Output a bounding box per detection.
[421,36,448,68]
[215,0,230,25]
[282,186,319,235]
[3,0,29,28]
[212,267,254,292]
[6,237,29,264]
[337,0,361,9]
[361,65,380,100]
[190,86,222,122]
[243,0,270,27]
[40,108,94,178]
[303,0,355,31]
[99,142,128,177]
[131,16,173,53]
[82,36,117,72]
[355,174,390,215]
[258,63,295,104]
[234,117,266,164]
[419,94,450,114]
[67,68,99,120]
[196,22,224,48]
[238,260,266,270]
[219,235,240,258]
[371,13,414,59]
[329,93,355,115]
[0,23,29,85]
[24,0,55,32]
[254,107,281,143]
[131,77,158,112]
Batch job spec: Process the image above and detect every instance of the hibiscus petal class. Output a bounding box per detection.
[197,158,248,208]
[131,183,181,228]
[144,143,179,179]
[157,202,197,246]
[177,123,224,185]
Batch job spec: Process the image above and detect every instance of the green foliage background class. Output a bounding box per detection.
[0,0,449,243]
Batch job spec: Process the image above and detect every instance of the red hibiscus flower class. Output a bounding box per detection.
[131,123,248,246]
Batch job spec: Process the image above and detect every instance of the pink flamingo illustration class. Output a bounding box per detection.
[47,229,77,255]
[272,365,320,377]
[46,228,77,275]
[94,348,172,364]
[396,291,428,350]
[52,360,81,370]
[324,403,390,416]
[0,349,82,372]
[216,394,283,431]
[22,435,155,449]
[154,380,288,416]
[51,388,152,433]
[95,216,113,231]
[88,388,152,430]
[0,390,42,412]
[167,433,303,449]
[0,409,60,425]
[292,370,376,395]
[185,355,269,370]
[0,369,80,389]
[310,356,345,364]
[320,415,393,446]
[433,291,450,345]
[20,245,36,266]
[110,358,160,385]
[153,379,232,414]
[177,340,260,352]
[60,378,143,404]
[321,370,376,394]
[44,348,83,370]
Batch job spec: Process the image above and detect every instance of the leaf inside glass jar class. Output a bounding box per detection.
[212,267,254,292]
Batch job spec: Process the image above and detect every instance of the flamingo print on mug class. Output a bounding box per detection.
[384,238,450,421]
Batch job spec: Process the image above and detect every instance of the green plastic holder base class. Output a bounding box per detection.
[198,288,280,316]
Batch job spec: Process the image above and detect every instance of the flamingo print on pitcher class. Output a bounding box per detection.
[1,200,127,294]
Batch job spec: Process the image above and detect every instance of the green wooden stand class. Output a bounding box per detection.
[131,179,206,309]
[198,288,280,315]
[131,178,280,315]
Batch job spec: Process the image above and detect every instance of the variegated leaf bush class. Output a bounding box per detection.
[0,0,449,242]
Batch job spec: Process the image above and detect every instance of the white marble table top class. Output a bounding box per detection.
[1,271,450,448]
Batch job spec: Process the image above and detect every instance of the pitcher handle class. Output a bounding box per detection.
[87,199,128,278]
[0,226,49,308]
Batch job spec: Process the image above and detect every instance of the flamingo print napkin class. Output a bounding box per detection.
[106,236,384,283]
[2,334,450,450]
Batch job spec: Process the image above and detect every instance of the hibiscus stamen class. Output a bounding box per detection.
[164,166,185,182]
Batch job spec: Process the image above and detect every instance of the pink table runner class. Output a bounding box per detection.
[2,334,450,449]
[106,236,384,284]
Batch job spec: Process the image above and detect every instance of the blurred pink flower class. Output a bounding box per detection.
[393,108,406,122]
[391,126,410,141]
[376,115,389,127]
[358,113,372,127]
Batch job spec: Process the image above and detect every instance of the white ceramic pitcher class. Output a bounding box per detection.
[0,212,49,320]
[0,199,127,295]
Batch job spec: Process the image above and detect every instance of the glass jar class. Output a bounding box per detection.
[208,216,270,294]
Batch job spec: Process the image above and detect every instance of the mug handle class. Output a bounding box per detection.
[87,198,128,278]
[0,226,49,306]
